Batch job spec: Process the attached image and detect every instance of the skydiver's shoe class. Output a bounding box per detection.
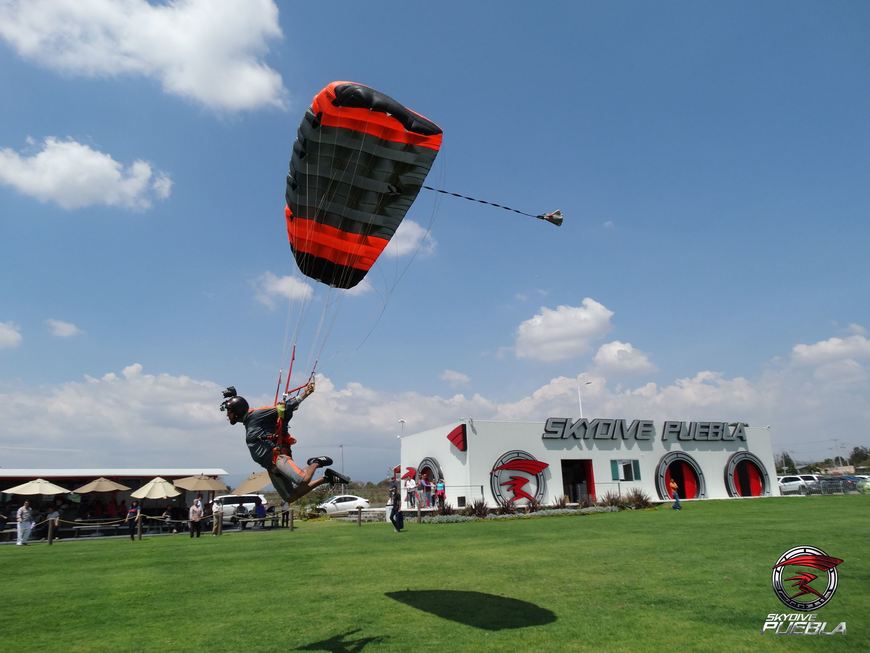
[307,456,334,468]
[324,468,351,486]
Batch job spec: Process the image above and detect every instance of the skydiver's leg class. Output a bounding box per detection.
[274,455,319,485]
[282,467,350,504]
[270,455,322,505]
[284,476,329,504]
[268,468,296,503]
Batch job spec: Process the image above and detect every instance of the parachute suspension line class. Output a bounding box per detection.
[282,104,376,384]
[313,296,342,372]
[304,104,409,367]
[329,106,382,294]
[421,185,563,226]
[285,101,363,383]
[283,344,296,396]
[273,368,283,405]
[308,287,335,373]
[280,275,313,390]
[351,154,448,353]
[302,106,381,376]
[279,282,302,367]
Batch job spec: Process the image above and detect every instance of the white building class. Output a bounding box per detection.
[400,418,777,507]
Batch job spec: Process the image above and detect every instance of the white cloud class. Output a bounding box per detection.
[812,359,867,385]
[384,220,436,258]
[0,322,23,348]
[440,369,470,387]
[254,272,314,308]
[603,220,615,229]
[593,340,654,374]
[791,334,870,365]
[0,0,286,112]
[340,278,374,297]
[46,319,84,337]
[152,173,173,199]
[515,298,613,362]
[0,137,172,210]
[1,329,869,478]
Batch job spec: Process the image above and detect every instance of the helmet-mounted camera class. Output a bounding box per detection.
[219,386,237,412]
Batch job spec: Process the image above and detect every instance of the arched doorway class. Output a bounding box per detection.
[656,452,706,500]
[724,451,770,497]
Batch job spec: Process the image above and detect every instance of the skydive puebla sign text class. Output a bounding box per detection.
[542,418,748,442]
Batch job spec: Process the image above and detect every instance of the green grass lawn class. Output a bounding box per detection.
[3,496,868,652]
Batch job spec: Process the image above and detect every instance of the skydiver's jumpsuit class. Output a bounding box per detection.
[243,397,305,502]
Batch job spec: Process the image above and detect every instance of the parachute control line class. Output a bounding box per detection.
[422,185,563,226]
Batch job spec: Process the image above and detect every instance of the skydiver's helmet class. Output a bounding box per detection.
[220,386,249,424]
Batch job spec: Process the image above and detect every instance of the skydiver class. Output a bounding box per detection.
[221,382,350,503]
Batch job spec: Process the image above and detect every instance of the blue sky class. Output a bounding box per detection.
[1,1,869,481]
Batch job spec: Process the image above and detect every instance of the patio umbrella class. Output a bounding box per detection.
[232,471,271,495]
[74,477,131,493]
[131,477,181,500]
[4,478,70,495]
[173,475,227,492]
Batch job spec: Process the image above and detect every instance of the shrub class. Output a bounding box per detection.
[495,500,517,515]
[421,514,477,524]
[597,491,628,509]
[625,488,653,509]
[437,502,456,516]
[550,495,569,509]
[525,498,542,513]
[461,498,489,518]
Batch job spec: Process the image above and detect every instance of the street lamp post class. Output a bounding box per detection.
[577,380,592,418]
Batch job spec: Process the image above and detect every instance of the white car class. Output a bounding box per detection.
[797,475,822,494]
[212,494,267,523]
[777,476,809,495]
[316,495,370,514]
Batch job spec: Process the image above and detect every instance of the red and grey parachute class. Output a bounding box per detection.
[285,81,443,289]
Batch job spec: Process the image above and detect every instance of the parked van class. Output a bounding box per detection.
[212,494,267,524]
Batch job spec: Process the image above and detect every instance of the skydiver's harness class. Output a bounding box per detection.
[269,350,316,465]
[270,401,298,466]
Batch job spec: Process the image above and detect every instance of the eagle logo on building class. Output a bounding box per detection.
[490,451,549,505]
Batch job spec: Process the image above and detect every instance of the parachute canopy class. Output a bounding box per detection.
[285,81,443,289]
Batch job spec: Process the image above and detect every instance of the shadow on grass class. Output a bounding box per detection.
[385,590,557,630]
[295,628,385,652]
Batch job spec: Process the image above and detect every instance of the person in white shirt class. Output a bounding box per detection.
[404,477,417,509]
[16,500,33,546]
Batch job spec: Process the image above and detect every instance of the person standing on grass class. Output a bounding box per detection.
[47,505,61,539]
[389,487,404,533]
[211,500,223,536]
[669,478,681,510]
[436,478,446,509]
[124,501,141,541]
[404,476,417,509]
[16,500,33,546]
[189,498,204,538]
